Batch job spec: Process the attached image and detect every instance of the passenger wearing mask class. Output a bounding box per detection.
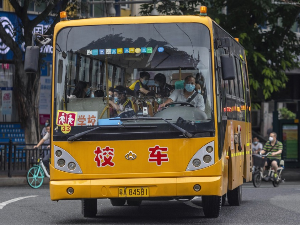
[109,86,136,118]
[251,137,263,154]
[196,72,207,103]
[195,82,203,95]
[154,73,174,98]
[72,81,91,98]
[159,75,205,111]
[129,71,151,95]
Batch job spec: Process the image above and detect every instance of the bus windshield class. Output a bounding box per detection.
[54,23,213,140]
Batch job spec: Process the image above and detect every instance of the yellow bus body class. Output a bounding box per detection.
[50,15,252,202]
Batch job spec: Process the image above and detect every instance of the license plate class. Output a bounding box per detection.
[118,187,149,197]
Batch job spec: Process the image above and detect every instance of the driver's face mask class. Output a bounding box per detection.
[185,84,195,92]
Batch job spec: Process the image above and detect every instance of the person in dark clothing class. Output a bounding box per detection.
[72,81,90,98]
[154,73,174,98]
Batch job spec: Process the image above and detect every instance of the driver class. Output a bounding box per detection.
[159,75,205,111]
[109,85,136,118]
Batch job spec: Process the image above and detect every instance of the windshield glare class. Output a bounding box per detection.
[54,23,213,135]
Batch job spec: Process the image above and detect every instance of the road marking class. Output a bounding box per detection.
[0,195,38,209]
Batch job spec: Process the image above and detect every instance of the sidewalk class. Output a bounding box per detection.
[0,176,49,187]
[0,168,299,187]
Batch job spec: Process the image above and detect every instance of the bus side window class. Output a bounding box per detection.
[234,58,241,99]
[236,58,244,100]
[224,80,229,94]
[229,80,234,96]
[242,62,251,122]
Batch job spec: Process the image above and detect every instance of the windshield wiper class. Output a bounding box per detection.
[113,117,193,138]
[67,125,157,142]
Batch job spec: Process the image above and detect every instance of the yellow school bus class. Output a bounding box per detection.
[49,7,252,218]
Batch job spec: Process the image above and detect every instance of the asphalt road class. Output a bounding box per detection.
[1,182,300,224]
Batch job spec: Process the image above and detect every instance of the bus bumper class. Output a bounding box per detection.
[50,176,222,200]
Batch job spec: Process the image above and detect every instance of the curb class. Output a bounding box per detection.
[0,177,49,187]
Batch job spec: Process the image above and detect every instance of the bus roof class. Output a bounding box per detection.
[54,15,213,34]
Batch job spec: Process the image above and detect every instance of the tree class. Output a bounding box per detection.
[0,0,69,144]
[140,0,300,102]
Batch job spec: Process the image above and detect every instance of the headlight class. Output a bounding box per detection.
[192,158,201,167]
[206,146,213,153]
[57,159,65,167]
[203,155,212,163]
[68,162,76,171]
[55,150,62,157]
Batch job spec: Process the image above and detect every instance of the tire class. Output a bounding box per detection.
[110,199,126,206]
[27,166,44,189]
[202,196,221,218]
[81,199,97,217]
[252,173,262,188]
[272,177,280,187]
[227,185,242,206]
[221,194,226,206]
[127,199,142,206]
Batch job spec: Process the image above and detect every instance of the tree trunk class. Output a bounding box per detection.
[13,56,40,145]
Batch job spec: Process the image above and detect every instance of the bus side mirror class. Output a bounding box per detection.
[220,55,236,80]
[24,46,40,74]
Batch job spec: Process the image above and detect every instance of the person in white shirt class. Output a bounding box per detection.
[252,137,263,154]
[34,125,51,172]
[159,75,205,111]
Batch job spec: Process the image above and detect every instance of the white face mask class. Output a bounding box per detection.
[269,137,274,142]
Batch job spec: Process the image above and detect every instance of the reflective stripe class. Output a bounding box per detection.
[117,99,130,114]
[129,80,142,90]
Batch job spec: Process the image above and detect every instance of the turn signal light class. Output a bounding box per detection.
[60,11,67,21]
[200,6,207,16]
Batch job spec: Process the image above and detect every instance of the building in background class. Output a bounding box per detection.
[0,0,145,125]
[0,1,54,124]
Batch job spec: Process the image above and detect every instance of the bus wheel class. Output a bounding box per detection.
[127,199,142,206]
[81,199,97,217]
[202,196,221,218]
[227,185,242,206]
[110,199,126,206]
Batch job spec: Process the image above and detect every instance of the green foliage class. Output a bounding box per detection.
[139,0,300,102]
[139,0,207,16]
[279,107,296,120]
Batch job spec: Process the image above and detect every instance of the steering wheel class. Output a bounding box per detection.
[165,101,194,107]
